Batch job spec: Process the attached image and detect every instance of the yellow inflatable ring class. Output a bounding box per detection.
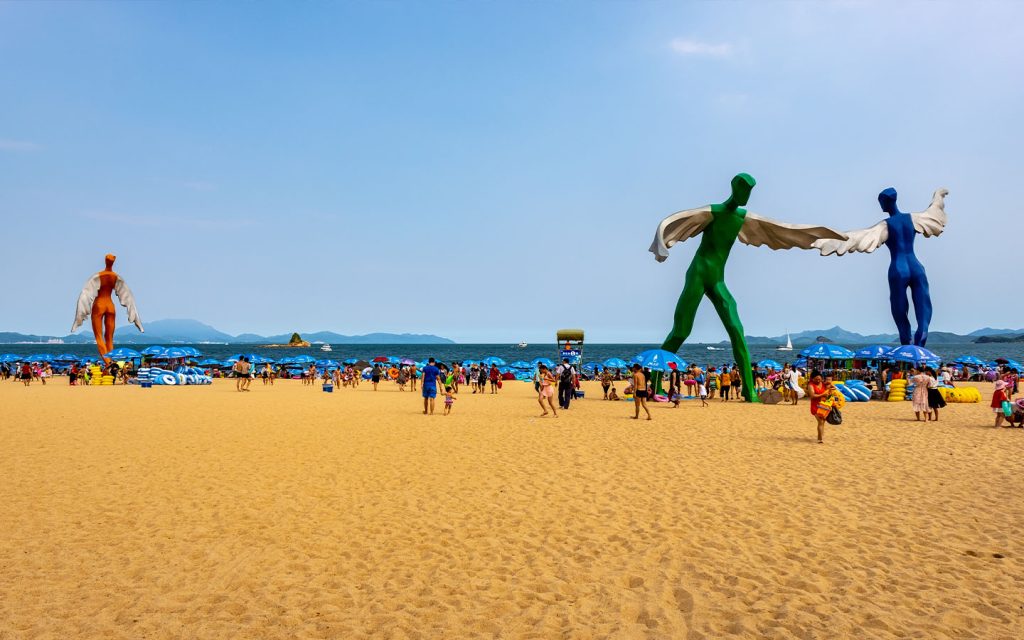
[388,367,399,380]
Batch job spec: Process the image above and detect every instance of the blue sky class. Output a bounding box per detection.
[1,1,1021,342]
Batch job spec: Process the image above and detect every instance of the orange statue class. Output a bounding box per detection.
[71,254,144,362]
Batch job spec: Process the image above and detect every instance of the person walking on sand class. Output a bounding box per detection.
[421,358,443,415]
[489,364,501,394]
[233,358,245,392]
[910,367,931,421]
[371,364,382,391]
[239,357,253,392]
[925,366,945,421]
[631,364,652,420]
[807,371,833,443]
[536,364,558,417]
[443,386,456,415]
[991,380,1010,428]
[555,359,576,409]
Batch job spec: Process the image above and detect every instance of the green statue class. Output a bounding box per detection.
[650,173,846,401]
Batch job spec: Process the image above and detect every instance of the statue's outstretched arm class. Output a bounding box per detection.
[812,219,889,256]
[113,277,144,332]
[649,206,713,262]
[738,212,847,251]
[71,274,101,333]
[912,188,949,237]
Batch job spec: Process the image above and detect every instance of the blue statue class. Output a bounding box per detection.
[814,187,948,346]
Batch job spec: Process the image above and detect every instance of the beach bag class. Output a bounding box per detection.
[559,367,573,383]
[815,397,834,419]
[826,406,843,425]
[1003,401,1014,417]
[497,379,503,389]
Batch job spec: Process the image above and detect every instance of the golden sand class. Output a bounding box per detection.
[1,378,1021,639]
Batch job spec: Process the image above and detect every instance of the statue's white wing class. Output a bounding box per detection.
[813,220,889,256]
[71,274,101,333]
[114,277,144,332]
[738,212,847,251]
[912,188,949,237]
[649,206,713,262]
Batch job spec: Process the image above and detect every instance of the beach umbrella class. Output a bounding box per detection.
[26,353,56,362]
[55,353,80,362]
[602,357,629,369]
[197,358,223,367]
[582,361,602,371]
[291,355,316,364]
[531,357,555,368]
[509,360,531,369]
[884,344,940,364]
[343,358,358,365]
[482,356,507,366]
[160,347,189,359]
[372,356,389,363]
[141,346,167,356]
[400,358,416,366]
[954,355,985,366]
[800,344,855,360]
[757,359,782,370]
[632,349,687,371]
[315,359,339,368]
[104,348,141,360]
[353,359,370,369]
[179,346,202,357]
[855,345,892,360]
[0,354,21,363]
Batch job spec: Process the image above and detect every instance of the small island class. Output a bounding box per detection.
[262,332,311,348]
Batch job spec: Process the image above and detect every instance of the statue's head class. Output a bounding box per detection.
[105,254,116,269]
[878,188,898,215]
[729,173,756,207]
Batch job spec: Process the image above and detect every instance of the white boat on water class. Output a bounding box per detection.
[320,344,333,352]
[776,332,794,352]
[707,346,723,351]
[517,341,528,348]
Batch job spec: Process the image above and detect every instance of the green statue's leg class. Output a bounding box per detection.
[707,280,759,403]
[661,269,705,352]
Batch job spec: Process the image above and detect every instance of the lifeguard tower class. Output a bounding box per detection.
[556,329,584,367]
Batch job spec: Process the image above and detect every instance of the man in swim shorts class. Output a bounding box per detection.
[421,357,443,415]
[631,364,651,420]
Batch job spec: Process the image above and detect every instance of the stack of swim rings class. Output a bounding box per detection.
[888,378,908,401]
[136,366,212,386]
[834,380,871,402]
[937,387,981,403]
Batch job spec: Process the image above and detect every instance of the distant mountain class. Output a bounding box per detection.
[252,332,455,345]
[724,326,987,347]
[967,327,1024,337]
[974,334,1024,344]
[113,319,234,343]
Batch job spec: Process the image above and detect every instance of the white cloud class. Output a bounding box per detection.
[669,38,733,58]
[0,138,41,151]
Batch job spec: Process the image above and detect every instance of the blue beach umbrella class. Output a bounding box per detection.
[343,358,358,365]
[509,360,531,369]
[197,358,223,367]
[104,348,142,360]
[26,353,56,362]
[884,344,940,364]
[955,355,985,366]
[141,346,167,356]
[160,347,189,359]
[55,353,80,362]
[633,349,687,371]
[800,344,855,360]
[1,354,21,363]
[315,359,339,368]
[179,346,202,357]
[602,357,629,369]
[757,359,782,370]
[482,356,507,366]
[855,345,893,360]
[291,355,316,364]
[583,361,603,371]
[531,357,555,368]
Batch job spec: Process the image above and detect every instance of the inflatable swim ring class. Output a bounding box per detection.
[388,367,399,380]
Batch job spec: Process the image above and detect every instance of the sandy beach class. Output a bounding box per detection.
[1,379,1021,639]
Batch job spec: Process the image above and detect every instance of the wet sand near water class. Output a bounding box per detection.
[1,379,1021,638]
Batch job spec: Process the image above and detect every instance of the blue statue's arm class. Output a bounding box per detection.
[813,219,889,256]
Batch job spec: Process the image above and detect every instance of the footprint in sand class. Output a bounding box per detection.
[673,587,694,614]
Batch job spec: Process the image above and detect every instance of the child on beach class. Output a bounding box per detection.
[698,379,709,407]
[607,385,620,401]
[443,387,456,415]
[992,380,1010,428]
